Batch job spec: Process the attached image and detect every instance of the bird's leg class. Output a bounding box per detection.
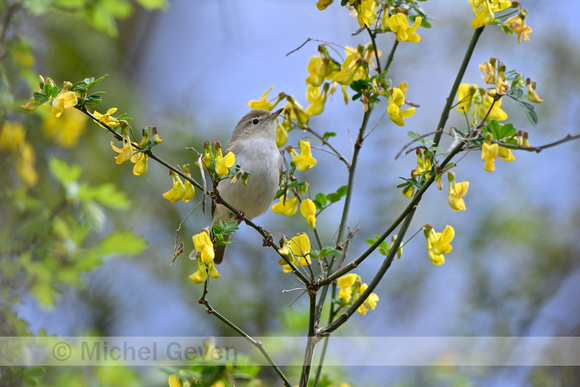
[234,210,245,223]
[259,226,274,247]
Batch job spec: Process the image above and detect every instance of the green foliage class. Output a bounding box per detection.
[22,0,167,37]
[313,185,348,210]
[212,220,239,247]
[482,120,517,143]
[507,87,538,126]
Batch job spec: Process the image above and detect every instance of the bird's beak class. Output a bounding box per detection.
[268,107,284,120]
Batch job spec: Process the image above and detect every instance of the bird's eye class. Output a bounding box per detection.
[252,118,260,125]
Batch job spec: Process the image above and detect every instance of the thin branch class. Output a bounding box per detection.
[493,133,580,153]
[299,291,319,387]
[395,129,444,160]
[319,140,466,287]
[306,126,351,167]
[433,27,485,147]
[383,39,399,74]
[366,26,382,74]
[318,209,415,335]
[198,293,292,387]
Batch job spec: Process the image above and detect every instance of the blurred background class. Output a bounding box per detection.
[1,0,579,385]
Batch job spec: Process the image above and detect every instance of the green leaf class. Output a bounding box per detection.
[86,74,108,88]
[78,182,130,209]
[135,0,167,9]
[49,157,82,184]
[519,101,538,126]
[32,91,49,105]
[313,192,327,209]
[322,131,336,140]
[327,185,347,203]
[98,230,147,256]
[317,247,340,258]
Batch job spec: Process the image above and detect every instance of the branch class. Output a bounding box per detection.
[319,140,466,287]
[318,209,415,335]
[433,27,484,147]
[493,133,580,153]
[306,126,351,167]
[198,292,292,387]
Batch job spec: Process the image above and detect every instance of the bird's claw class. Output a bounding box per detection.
[260,227,274,247]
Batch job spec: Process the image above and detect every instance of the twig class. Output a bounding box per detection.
[493,133,580,153]
[433,27,485,147]
[198,293,292,387]
[394,129,444,160]
[306,126,351,167]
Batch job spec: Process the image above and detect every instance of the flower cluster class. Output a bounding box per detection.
[469,1,532,43]
[162,166,196,203]
[336,273,379,316]
[277,233,312,273]
[0,121,38,187]
[424,224,455,265]
[189,230,220,284]
[108,122,154,177]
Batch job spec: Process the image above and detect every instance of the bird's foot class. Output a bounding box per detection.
[260,227,274,247]
[234,210,245,223]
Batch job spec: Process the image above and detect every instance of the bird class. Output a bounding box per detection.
[210,108,283,264]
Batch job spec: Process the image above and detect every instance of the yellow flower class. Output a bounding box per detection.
[305,85,327,116]
[498,145,515,162]
[207,261,220,279]
[425,225,455,265]
[0,122,38,187]
[193,230,215,263]
[215,148,235,175]
[337,273,358,303]
[300,199,317,229]
[316,0,334,11]
[481,142,498,172]
[168,374,181,387]
[360,283,379,314]
[288,233,311,266]
[276,121,289,148]
[110,133,134,165]
[457,84,477,115]
[448,176,469,212]
[163,171,186,203]
[526,82,543,103]
[305,56,326,87]
[411,149,432,178]
[132,153,148,176]
[189,258,208,284]
[290,140,317,171]
[402,184,414,198]
[283,98,309,128]
[278,233,312,272]
[387,82,415,126]
[43,108,88,148]
[457,84,507,123]
[333,54,357,86]
[469,0,512,29]
[51,90,78,118]
[277,244,298,273]
[479,61,495,84]
[336,273,379,315]
[93,107,122,129]
[248,86,275,110]
[357,0,378,28]
[505,13,532,43]
[385,13,422,43]
[272,195,299,216]
[182,180,195,203]
[0,121,26,151]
